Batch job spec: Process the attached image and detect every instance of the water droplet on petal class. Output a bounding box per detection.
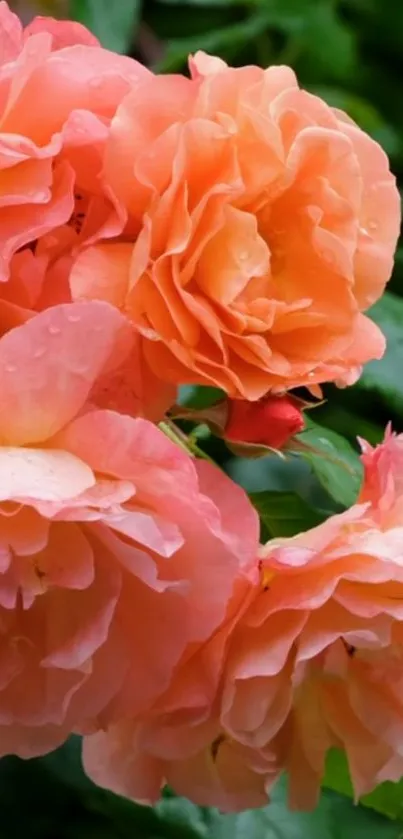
[66,312,81,323]
[368,220,378,232]
[239,251,249,261]
[5,364,16,373]
[69,114,86,133]
[34,347,46,359]
[70,362,89,375]
[48,324,61,336]
[89,78,103,90]
[34,191,49,202]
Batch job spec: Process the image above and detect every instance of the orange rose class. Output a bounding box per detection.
[71,52,400,399]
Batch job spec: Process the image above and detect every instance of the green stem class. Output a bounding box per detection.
[160,419,218,467]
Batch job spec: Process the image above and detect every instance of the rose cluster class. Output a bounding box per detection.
[0,0,401,812]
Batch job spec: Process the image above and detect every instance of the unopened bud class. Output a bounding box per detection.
[170,394,306,457]
[225,395,305,449]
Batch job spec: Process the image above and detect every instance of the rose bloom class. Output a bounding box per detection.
[0,3,175,419]
[71,50,400,399]
[0,299,258,757]
[219,430,403,810]
[0,2,148,329]
[82,430,403,812]
[82,572,278,812]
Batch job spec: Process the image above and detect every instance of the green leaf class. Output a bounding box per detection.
[156,778,403,839]
[297,1,357,82]
[325,749,403,822]
[296,416,363,507]
[227,450,341,514]
[155,12,269,72]
[178,385,225,409]
[0,739,191,839]
[364,782,403,823]
[70,0,141,53]
[155,0,247,5]
[1,743,402,838]
[356,292,403,416]
[313,402,384,447]
[250,490,327,538]
[324,749,354,800]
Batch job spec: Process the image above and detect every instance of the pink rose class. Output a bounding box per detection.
[87,430,403,812]
[82,573,271,811]
[0,301,258,757]
[0,1,147,311]
[220,462,403,809]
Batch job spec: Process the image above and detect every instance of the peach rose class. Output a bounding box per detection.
[82,573,275,811]
[83,430,403,812]
[0,301,259,757]
[0,4,175,417]
[71,51,400,399]
[0,1,148,315]
[220,470,403,809]
[359,426,403,516]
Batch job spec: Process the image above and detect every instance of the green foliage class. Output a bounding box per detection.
[356,292,403,416]
[70,0,142,52]
[250,490,326,538]
[2,741,402,839]
[296,417,364,507]
[324,749,403,823]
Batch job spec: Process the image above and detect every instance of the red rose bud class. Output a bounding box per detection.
[169,394,308,458]
[225,395,305,450]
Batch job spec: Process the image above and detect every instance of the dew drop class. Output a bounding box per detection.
[33,347,46,359]
[368,219,378,232]
[48,324,61,336]
[34,191,49,202]
[239,251,249,261]
[69,114,86,134]
[89,77,103,90]
[318,437,331,447]
[308,372,315,378]
[66,312,81,323]
[70,362,89,375]
[4,364,16,373]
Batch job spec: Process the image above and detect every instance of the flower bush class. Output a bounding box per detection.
[0,1,402,834]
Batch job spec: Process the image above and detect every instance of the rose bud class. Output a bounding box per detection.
[225,395,305,449]
[170,394,306,457]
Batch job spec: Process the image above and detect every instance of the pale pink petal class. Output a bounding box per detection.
[0,447,95,502]
[24,17,100,49]
[0,301,133,444]
[0,1,22,64]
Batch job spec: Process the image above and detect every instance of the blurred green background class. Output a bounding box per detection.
[5,1,403,836]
